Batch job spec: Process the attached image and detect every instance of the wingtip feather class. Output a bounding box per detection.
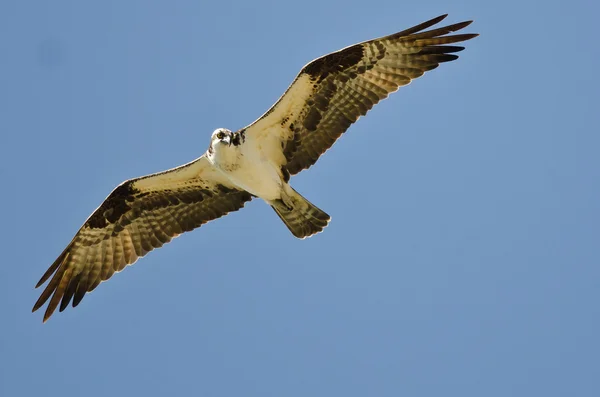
[449,20,474,32]
[35,261,59,288]
[35,247,72,288]
[394,14,449,37]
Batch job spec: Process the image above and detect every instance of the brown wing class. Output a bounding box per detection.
[32,155,252,322]
[243,14,478,174]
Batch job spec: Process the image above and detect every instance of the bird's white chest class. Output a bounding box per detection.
[209,142,283,201]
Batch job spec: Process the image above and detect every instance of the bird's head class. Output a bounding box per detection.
[210,128,233,148]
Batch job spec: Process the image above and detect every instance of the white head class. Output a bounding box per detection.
[210,128,233,149]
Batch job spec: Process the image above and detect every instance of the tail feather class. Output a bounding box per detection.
[271,188,330,239]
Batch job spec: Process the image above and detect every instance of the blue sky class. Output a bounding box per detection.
[1,1,598,396]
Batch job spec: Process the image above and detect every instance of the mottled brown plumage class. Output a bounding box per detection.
[244,14,477,175]
[33,156,252,322]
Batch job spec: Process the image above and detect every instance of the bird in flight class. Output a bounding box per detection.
[33,14,478,322]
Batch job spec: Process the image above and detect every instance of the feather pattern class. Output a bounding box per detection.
[243,14,478,174]
[33,155,252,322]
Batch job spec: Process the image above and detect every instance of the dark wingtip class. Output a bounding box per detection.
[32,295,46,313]
[36,246,71,288]
[420,45,466,55]
[32,303,50,323]
[437,54,460,63]
[43,312,51,323]
[421,14,449,27]
[72,289,86,308]
[451,20,474,31]
[43,300,59,323]
[392,14,451,38]
[35,264,57,288]
[60,272,82,312]
[462,33,480,40]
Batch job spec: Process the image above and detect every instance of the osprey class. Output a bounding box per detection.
[33,14,478,321]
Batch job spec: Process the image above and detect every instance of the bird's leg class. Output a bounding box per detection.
[279,186,296,211]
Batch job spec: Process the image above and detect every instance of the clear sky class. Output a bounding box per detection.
[1,1,598,396]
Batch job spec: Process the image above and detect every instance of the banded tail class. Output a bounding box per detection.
[271,187,330,239]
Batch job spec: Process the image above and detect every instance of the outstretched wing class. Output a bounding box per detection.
[33,155,252,322]
[243,14,478,175]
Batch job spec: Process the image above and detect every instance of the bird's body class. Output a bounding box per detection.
[32,14,478,321]
[208,129,284,201]
[207,127,331,237]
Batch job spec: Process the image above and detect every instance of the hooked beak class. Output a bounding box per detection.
[219,136,232,146]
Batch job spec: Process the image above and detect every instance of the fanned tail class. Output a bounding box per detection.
[271,187,330,239]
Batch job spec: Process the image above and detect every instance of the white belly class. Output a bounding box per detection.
[212,142,283,201]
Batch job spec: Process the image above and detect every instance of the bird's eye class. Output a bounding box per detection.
[217,132,225,140]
